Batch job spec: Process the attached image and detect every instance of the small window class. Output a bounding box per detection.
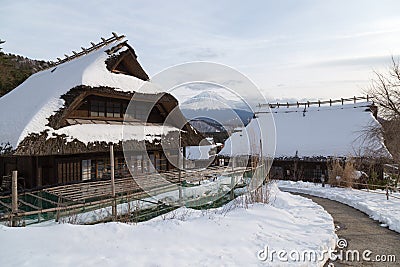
[106,102,121,118]
[90,100,105,117]
[82,160,91,180]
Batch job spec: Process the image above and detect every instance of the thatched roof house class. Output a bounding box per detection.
[219,100,391,181]
[0,34,202,189]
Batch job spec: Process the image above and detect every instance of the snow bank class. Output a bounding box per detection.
[277,180,400,233]
[0,184,337,267]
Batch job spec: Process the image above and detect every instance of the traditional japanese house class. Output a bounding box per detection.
[219,98,391,181]
[0,34,203,190]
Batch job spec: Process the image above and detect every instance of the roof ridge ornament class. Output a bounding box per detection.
[51,32,126,67]
[259,95,373,109]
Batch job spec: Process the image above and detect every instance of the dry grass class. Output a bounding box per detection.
[328,159,343,187]
[328,158,356,188]
[342,160,357,187]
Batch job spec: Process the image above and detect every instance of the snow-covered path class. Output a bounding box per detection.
[295,193,400,266]
[0,184,337,267]
[277,180,400,233]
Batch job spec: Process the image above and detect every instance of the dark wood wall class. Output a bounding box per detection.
[1,148,178,191]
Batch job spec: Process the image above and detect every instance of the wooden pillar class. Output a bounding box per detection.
[36,156,42,188]
[110,144,116,220]
[178,145,183,204]
[11,170,18,227]
[386,185,389,200]
[230,157,235,199]
[36,164,43,211]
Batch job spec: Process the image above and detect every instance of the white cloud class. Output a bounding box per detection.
[2,1,400,100]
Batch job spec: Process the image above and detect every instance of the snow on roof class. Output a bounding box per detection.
[220,102,391,158]
[186,145,216,160]
[0,38,162,149]
[49,123,180,145]
[218,113,276,158]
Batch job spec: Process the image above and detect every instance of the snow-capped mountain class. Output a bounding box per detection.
[180,91,254,131]
[181,91,250,111]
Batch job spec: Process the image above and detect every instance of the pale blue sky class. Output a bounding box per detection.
[2,0,400,100]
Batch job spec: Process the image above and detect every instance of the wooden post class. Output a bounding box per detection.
[260,138,265,184]
[36,156,42,188]
[36,165,43,219]
[386,185,389,200]
[11,170,18,227]
[178,136,183,204]
[230,157,235,200]
[110,144,116,220]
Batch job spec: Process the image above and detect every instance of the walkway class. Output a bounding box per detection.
[295,193,400,266]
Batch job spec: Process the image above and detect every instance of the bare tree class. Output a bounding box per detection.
[367,56,400,162]
[368,57,400,119]
[0,39,4,51]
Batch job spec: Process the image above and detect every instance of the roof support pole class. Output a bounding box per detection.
[110,144,116,221]
[178,134,183,205]
[11,170,18,227]
[230,157,235,200]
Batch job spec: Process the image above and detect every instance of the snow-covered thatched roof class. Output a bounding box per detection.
[219,102,391,159]
[0,36,169,151]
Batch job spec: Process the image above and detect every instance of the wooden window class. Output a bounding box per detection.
[90,100,105,117]
[116,158,128,178]
[96,159,105,179]
[106,102,122,118]
[90,161,96,180]
[82,160,91,180]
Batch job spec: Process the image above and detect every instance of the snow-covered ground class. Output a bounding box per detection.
[277,180,400,233]
[0,184,337,267]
